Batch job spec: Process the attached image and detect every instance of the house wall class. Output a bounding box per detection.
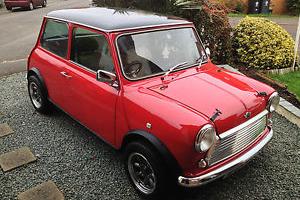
[270,0,287,14]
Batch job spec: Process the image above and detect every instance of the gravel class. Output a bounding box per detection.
[0,72,299,200]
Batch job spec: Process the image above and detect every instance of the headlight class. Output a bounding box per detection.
[267,92,280,112]
[195,124,216,152]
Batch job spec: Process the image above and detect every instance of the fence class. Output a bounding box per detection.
[293,15,300,69]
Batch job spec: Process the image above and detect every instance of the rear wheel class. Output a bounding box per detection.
[124,142,169,199]
[28,2,34,10]
[42,0,47,7]
[28,75,51,114]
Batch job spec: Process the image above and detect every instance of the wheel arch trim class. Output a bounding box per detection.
[27,67,48,96]
[122,130,182,177]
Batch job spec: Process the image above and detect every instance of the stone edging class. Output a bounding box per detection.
[277,98,300,127]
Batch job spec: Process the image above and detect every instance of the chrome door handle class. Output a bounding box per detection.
[60,71,72,79]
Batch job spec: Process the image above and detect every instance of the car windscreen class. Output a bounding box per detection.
[117,28,206,80]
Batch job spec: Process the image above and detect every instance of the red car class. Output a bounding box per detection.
[4,0,46,11]
[27,8,279,199]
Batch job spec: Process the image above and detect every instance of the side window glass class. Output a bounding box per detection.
[41,19,69,58]
[70,27,115,73]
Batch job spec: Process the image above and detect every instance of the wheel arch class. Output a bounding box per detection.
[122,130,182,177]
[27,68,48,96]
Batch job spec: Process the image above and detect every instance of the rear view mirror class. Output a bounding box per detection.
[96,70,117,83]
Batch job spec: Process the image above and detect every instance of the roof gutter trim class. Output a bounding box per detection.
[45,16,193,33]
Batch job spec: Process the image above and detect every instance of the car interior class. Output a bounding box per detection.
[118,36,163,78]
[71,32,115,73]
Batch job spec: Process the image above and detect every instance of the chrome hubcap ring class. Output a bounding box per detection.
[128,152,157,194]
[29,82,42,109]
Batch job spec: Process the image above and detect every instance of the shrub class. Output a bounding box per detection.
[232,17,295,70]
[287,0,300,15]
[92,0,232,64]
[215,0,246,13]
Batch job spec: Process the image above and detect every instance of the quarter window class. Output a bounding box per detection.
[71,27,114,73]
[41,19,69,58]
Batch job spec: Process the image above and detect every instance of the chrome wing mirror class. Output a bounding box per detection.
[205,47,211,57]
[96,70,117,86]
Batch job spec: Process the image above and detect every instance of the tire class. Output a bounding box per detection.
[42,0,47,7]
[28,2,34,10]
[124,141,169,199]
[28,75,51,114]
[5,6,12,11]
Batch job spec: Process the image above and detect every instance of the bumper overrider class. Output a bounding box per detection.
[178,127,273,187]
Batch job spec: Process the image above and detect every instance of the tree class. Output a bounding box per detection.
[93,0,232,64]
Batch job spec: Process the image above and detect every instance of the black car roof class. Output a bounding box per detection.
[46,7,192,32]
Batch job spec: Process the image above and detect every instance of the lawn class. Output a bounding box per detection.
[268,71,300,100]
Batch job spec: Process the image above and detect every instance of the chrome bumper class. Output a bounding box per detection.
[178,127,273,187]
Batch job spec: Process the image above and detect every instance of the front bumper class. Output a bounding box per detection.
[178,127,273,187]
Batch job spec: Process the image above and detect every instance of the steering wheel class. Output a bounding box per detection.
[125,61,142,78]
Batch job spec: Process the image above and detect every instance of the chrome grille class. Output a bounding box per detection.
[207,110,268,166]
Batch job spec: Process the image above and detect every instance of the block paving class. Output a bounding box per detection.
[0,147,36,172]
[18,181,64,200]
[0,123,14,138]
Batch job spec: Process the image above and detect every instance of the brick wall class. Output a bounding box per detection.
[270,0,287,14]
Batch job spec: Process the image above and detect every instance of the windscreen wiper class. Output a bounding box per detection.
[161,62,188,81]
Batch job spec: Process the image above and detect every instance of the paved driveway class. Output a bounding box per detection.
[0,0,90,77]
[0,72,299,200]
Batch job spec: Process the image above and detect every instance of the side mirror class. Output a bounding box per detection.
[96,70,117,83]
[205,47,211,57]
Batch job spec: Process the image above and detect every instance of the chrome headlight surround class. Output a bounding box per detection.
[267,92,280,113]
[195,124,216,153]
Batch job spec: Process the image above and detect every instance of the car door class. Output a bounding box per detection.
[38,19,70,109]
[63,25,119,145]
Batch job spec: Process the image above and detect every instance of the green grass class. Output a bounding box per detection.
[228,13,296,18]
[268,71,300,100]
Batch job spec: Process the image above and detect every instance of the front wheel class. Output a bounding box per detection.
[124,142,169,199]
[5,5,12,10]
[28,75,51,114]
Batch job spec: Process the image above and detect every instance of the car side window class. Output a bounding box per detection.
[70,27,115,73]
[41,19,69,58]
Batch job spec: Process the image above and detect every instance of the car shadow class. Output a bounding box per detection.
[11,6,42,12]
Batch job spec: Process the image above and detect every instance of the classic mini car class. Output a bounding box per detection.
[4,0,46,11]
[27,8,279,198]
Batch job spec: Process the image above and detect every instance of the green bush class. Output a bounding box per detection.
[287,0,300,15]
[232,17,295,70]
[92,0,232,64]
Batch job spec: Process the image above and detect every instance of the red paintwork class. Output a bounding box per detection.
[28,18,275,177]
[4,0,43,8]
